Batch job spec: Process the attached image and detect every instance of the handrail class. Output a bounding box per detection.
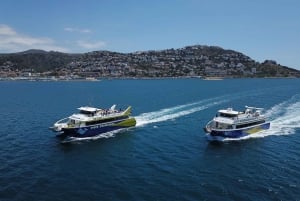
[55,117,69,125]
[234,116,265,124]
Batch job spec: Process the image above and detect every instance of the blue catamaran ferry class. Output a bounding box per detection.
[204,106,270,139]
[51,105,136,140]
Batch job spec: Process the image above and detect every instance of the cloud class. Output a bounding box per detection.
[64,27,92,33]
[0,24,68,52]
[0,24,107,53]
[0,24,17,35]
[64,27,75,32]
[76,40,106,49]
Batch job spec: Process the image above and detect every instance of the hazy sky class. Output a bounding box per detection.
[1,0,299,69]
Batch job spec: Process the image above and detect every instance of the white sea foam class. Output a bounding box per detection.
[135,98,228,127]
[265,100,300,135]
[135,90,269,127]
[61,128,132,143]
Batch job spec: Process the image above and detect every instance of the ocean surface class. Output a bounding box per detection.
[0,78,299,201]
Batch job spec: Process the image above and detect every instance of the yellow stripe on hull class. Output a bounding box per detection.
[245,127,264,134]
[115,117,136,127]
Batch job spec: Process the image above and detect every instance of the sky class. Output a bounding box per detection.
[0,0,299,69]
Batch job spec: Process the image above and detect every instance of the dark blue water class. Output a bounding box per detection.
[0,79,299,201]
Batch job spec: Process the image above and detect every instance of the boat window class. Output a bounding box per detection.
[217,123,232,129]
[85,115,128,126]
[80,110,95,116]
[219,112,237,118]
[68,119,76,125]
[236,120,266,129]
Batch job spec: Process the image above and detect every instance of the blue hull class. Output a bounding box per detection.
[61,118,136,139]
[209,122,270,138]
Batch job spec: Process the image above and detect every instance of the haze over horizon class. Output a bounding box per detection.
[1,0,299,70]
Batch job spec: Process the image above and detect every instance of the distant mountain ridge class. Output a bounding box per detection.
[0,45,299,78]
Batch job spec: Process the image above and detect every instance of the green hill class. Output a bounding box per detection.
[0,46,299,78]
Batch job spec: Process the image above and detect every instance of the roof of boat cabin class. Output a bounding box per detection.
[218,108,239,115]
[77,106,99,112]
[214,117,234,124]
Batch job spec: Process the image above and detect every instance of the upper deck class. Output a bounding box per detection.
[69,105,131,122]
[214,107,266,125]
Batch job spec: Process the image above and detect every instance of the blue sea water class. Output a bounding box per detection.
[0,78,299,201]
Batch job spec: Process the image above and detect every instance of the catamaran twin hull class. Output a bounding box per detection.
[207,122,270,138]
[59,117,136,138]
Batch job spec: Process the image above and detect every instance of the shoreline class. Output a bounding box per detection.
[0,76,299,82]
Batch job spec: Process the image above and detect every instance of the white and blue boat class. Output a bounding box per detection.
[51,105,136,140]
[204,106,270,139]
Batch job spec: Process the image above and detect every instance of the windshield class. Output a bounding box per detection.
[219,112,237,118]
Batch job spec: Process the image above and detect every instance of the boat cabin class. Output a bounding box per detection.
[78,106,99,116]
[217,108,239,118]
[212,107,265,130]
[216,107,262,119]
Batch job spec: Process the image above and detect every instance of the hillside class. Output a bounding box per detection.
[0,45,299,78]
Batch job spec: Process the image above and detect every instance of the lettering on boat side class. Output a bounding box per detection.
[77,128,88,135]
[90,123,114,129]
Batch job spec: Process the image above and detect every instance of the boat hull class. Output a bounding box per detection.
[206,122,270,138]
[60,117,136,138]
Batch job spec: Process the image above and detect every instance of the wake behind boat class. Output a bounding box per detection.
[204,106,270,139]
[50,105,136,140]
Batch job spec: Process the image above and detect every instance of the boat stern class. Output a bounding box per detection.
[115,116,136,128]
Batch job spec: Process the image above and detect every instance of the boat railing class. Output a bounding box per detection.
[234,115,265,124]
[50,117,69,131]
[97,109,124,117]
[55,117,69,125]
[204,120,213,132]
